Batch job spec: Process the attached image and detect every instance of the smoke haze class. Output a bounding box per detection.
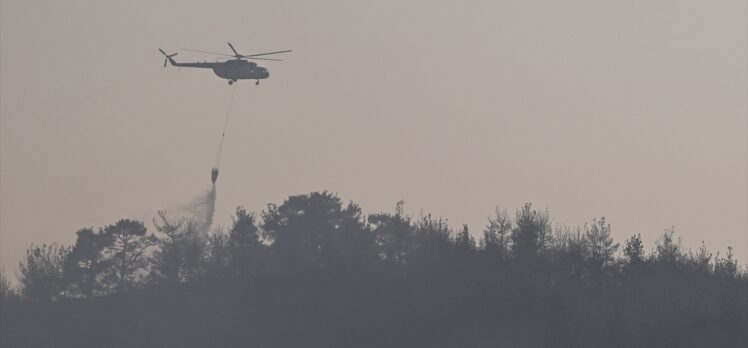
[175,185,217,235]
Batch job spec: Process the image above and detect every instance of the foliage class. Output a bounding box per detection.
[623,233,645,266]
[3,193,747,348]
[64,227,113,297]
[151,212,206,283]
[511,203,551,266]
[0,271,14,299]
[17,243,69,302]
[101,219,157,292]
[481,207,511,261]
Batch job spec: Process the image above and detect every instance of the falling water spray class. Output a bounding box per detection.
[170,185,216,235]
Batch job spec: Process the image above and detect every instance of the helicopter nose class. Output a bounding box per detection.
[263,69,270,78]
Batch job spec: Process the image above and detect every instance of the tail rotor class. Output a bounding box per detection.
[158,49,178,68]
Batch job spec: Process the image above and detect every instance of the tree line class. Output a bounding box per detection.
[1,191,746,347]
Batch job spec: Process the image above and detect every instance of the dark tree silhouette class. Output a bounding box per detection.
[510,203,551,269]
[205,229,230,276]
[17,243,68,302]
[369,201,413,265]
[715,246,739,278]
[64,227,113,297]
[655,228,683,265]
[623,233,645,266]
[102,219,157,292]
[584,217,619,286]
[2,192,746,348]
[481,207,511,262]
[227,207,264,276]
[0,271,13,299]
[261,192,376,272]
[150,211,185,283]
[691,241,713,273]
[151,212,207,283]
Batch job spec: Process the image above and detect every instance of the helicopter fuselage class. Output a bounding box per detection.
[212,59,269,81]
[167,58,269,83]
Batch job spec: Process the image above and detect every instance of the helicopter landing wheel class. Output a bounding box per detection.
[228,80,234,85]
[255,80,260,86]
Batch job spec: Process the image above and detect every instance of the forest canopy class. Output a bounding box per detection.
[1,191,746,347]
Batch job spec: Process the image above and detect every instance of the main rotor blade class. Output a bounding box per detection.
[181,48,234,57]
[227,42,241,57]
[244,50,293,57]
[245,57,283,61]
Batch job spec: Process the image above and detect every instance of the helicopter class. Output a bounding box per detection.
[159,43,291,85]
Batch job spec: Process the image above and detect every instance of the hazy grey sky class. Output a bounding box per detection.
[1,0,746,274]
